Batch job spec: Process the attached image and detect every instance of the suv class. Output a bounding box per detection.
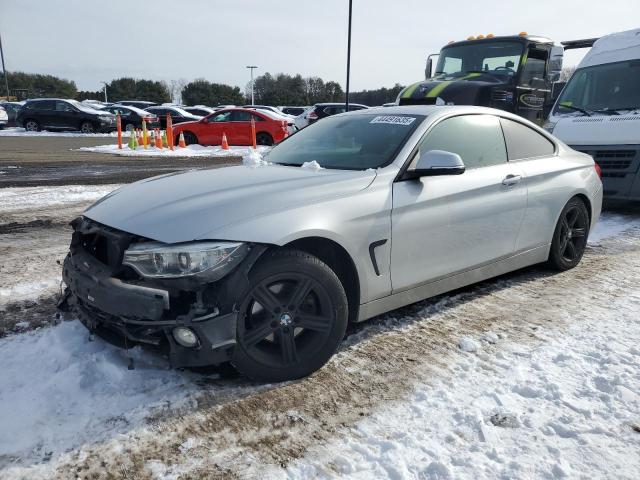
[294,103,368,129]
[16,99,117,133]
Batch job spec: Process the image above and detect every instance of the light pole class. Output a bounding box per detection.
[100,81,108,103]
[345,0,353,110]
[246,65,258,105]
[0,31,10,99]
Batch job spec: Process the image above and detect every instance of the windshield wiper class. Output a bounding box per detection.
[591,108,620,115]
[559,104,592,116]
[607,106,640,113]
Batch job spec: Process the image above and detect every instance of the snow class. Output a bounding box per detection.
[77,143,270,158]
[0,321,200,468]
[278,285,640,480]
[458,337,479,352]
[588,213,640,243]
[0,184,120,213]
[242,148,270,167]
[0,278,61,302]
[0,127,129,137]
[301,160,324,171]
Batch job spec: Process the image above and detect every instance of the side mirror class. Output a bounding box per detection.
[425,57,433,79]
[407,150,465,179]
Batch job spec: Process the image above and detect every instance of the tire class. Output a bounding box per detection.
[80,121,95,134]
[232,249,348,382]
[547,197,590,271]
[256,132,273,146]
[24,119,40,132]
[183,131,198,145]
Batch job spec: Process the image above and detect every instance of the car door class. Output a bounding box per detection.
[499,117,560,252]
[34,100,56,128]
[54,101,78,129]
[229,110,253,145]
[200,110,232,145]
[391,114,527,293]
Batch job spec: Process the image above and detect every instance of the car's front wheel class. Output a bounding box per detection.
[24,119,40,132]
[80,121,95,134]
[183,131,198,145]
[548,197,590,271]
[232,249,348,382]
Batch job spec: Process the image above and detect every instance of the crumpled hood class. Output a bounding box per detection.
[398,72,505,105]
[84,165,376,243]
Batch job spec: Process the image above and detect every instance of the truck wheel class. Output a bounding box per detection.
[24,119,40,132]
[232,249,348,382]
[547,197,590,271]
[80,121,95,134]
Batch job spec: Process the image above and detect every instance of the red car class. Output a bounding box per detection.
[172,108,289,147]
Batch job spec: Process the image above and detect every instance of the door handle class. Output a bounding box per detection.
[502,174,522,186]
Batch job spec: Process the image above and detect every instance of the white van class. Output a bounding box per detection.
[545,28,640,201]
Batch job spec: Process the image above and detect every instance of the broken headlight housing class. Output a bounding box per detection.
[123,241,248,279]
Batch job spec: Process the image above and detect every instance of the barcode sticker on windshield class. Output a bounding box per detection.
[370,115,416,126]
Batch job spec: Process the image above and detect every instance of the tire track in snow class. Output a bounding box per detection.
[13,226,636,480]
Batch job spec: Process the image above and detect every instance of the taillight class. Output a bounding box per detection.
[594,162,602,178]
[308,111,318,120]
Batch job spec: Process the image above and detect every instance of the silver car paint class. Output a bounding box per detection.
[84,105,602,319]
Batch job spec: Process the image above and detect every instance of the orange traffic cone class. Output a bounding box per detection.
[178,131,186,148]
[155,128,163,148]
[136,129,143,146]
[221,132,229,150]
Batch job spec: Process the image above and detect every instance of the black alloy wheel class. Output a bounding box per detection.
[80,121,95,134]
[232,250,348,382]
[548,198,590,271]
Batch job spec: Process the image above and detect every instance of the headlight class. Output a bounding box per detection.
[123,241,248,279]
[543,121,557,134]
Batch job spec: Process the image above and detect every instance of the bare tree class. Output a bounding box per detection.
[560,66,576,82]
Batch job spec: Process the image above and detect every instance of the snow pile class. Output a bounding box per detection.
[0,127,129,137]
[0,321,200,468]
[458,336,479,352]
[242,148,270,167]
[589,213,640,244]
[0,278,62,302]
[280,288,640,479]
[0,185,120,213]
[301,160,324,171]
[77,144,270,158]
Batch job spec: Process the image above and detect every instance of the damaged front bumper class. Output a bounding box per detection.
[60,226,242,368]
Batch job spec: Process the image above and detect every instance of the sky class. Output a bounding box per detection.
[0,0,638,92]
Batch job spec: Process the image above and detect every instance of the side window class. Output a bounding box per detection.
[231,111,252,122]
[417,115,507,169]
[209,111,232,122]
[34,100,55,110]
[251,114,265,122]
[520,48,548,87]
[56,101,74,112]
[500,118,555,160]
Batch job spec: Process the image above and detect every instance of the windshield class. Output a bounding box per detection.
[435,41,523,77]
[265,113,425,170]
[554,60,640,115]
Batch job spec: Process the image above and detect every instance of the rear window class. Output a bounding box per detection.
[500,118,555,160]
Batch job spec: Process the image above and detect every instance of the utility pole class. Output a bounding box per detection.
[0,31,10,99]
[100,81,108,103]
[345,0,353,110]
[246,66,258,105]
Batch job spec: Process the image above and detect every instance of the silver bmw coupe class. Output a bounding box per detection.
[61,105,602,381]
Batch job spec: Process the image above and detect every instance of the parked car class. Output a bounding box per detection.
[0,105,8,129]
[280,106,308,116]
[145,106,202,128]
[117,100,157,109]
[172,108,288,146]
[101,104,160,131]
[16,98,117,133]
[82,99,111,109]
[1,101,25,127]
[243,105,295,119]
[60,105,602,382]
[294,102,369,129]
[183,106,217,117]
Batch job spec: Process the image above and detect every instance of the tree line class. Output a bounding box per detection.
[1,71,404,106]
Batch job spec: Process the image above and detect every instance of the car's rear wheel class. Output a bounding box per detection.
[183,132,198,145]
[547,198,590,271]
[232,249,348,382]
[256,132,273,146]
[24,119,40,132]
[80,121,95,134]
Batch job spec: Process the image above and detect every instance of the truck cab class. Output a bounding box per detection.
[397,33,563,125]
[546,28,640,202]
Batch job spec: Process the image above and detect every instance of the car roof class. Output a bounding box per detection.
[314,102,368,107]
